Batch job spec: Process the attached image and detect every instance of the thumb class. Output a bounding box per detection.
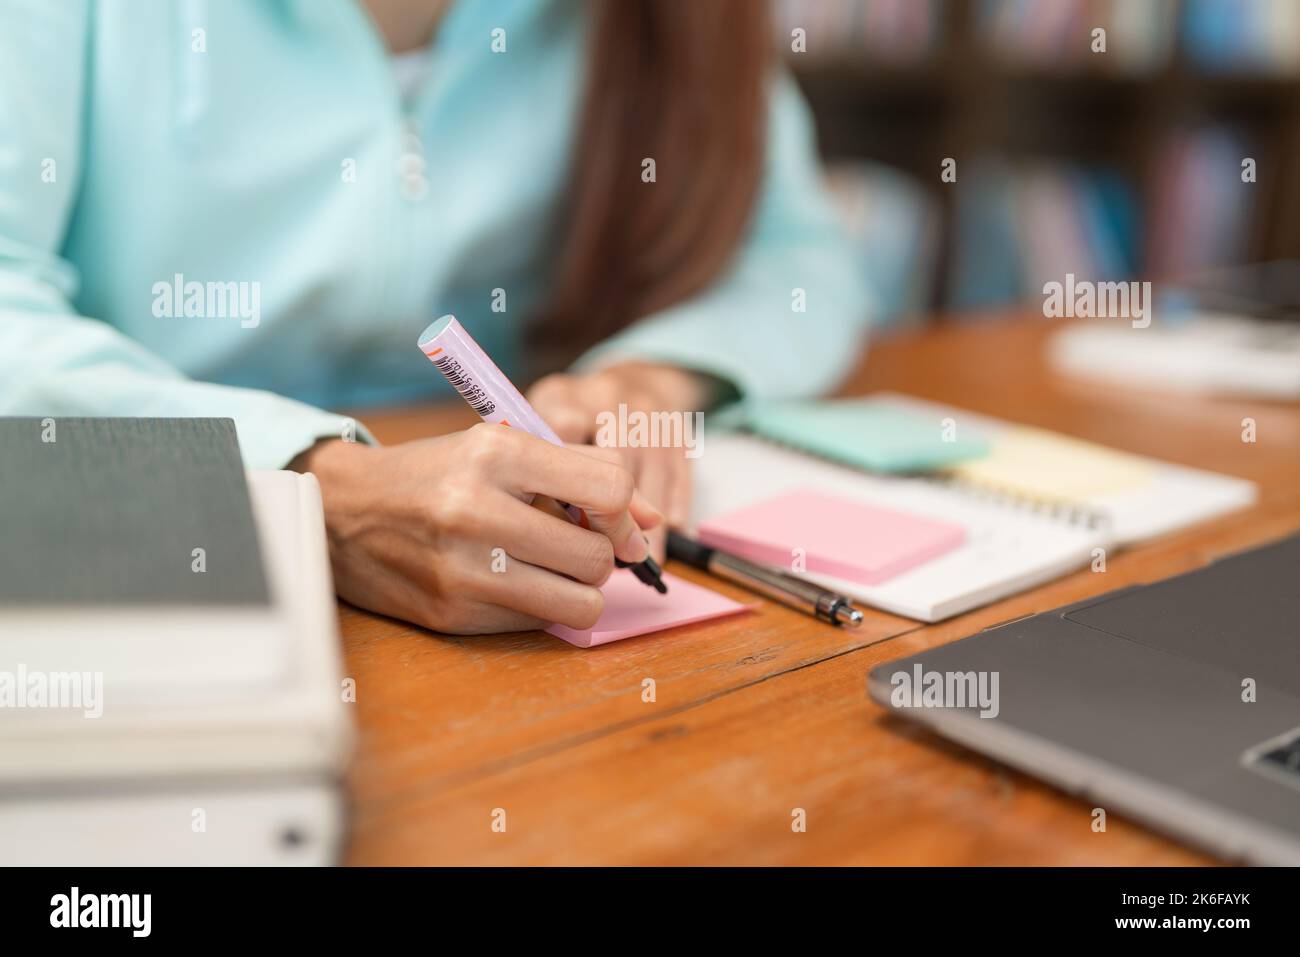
[567,444,665,533]
[630,489,665,532]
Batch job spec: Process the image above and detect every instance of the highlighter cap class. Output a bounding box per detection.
[417,314,564,445]
[417,314,455,350]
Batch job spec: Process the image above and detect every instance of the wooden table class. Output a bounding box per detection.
[341,316,1300,865]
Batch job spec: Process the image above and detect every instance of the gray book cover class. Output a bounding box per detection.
[0,417,270,605]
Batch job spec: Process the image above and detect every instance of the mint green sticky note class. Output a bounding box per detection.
[744,398,989,474]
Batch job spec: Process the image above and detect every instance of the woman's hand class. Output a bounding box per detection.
[527,362,716,559]
[291,424,662,635]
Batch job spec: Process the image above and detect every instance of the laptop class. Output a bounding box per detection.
[868,533,1300,865]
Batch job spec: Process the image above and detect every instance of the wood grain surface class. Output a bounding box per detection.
[339,316,1300,865]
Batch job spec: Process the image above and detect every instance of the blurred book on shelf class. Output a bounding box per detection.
[775,0,1300,74]
[771,0,946,63]
[978,0,1178,74]
[783,0,1300,317]
[1182,0,1300,74]
[1147,127,1257,279]
[947,161,1139,310]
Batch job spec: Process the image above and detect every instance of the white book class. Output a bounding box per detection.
[1049,315,1300,401]
[0,470,351,865]
[0,781,344,867]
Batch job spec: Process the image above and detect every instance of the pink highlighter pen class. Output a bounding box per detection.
[418,314,667,594]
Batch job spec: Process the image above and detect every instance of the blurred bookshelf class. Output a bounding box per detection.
[779,0,1300,323]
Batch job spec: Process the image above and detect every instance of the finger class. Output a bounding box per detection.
[566,443,625,466]
[350,533,551,636]
[667,455,694,528]
[629,489,665,532]
[497,432,649,564]
[633,454,673,562]
[477,497,615,585]
[427,602,550,636]
[644,524,666,565]
[532,489,660,559]
[632,452,673,518]
[471,557,605,631]
[567,444,665,531]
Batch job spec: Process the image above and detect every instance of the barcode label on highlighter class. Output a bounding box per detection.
[433,354,497,417]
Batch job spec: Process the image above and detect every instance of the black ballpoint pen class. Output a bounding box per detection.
[667,529,863,627]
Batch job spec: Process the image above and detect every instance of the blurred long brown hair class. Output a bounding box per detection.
[531,0,772,369]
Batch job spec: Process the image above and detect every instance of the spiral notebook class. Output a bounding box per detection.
[694,434,1103,622]
[739,393,1257,543]
[695,394,1258,621]
[879,394,1258,543]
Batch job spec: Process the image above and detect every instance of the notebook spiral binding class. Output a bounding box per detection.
[922,472,1111,531]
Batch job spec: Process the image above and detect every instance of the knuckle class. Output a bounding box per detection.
[430,483,477,534]
[438,562,475,595]
[464,422,512,472]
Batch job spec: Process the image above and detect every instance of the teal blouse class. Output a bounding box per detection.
[0,0,871,468]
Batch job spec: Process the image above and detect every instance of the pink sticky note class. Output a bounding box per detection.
[699,487,966,585]
[546,569,751,648]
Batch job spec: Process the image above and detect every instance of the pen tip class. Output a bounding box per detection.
[642,554,668,594]
[618,554,668,594]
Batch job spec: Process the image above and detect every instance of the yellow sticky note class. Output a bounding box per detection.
[947,427,1153,502]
